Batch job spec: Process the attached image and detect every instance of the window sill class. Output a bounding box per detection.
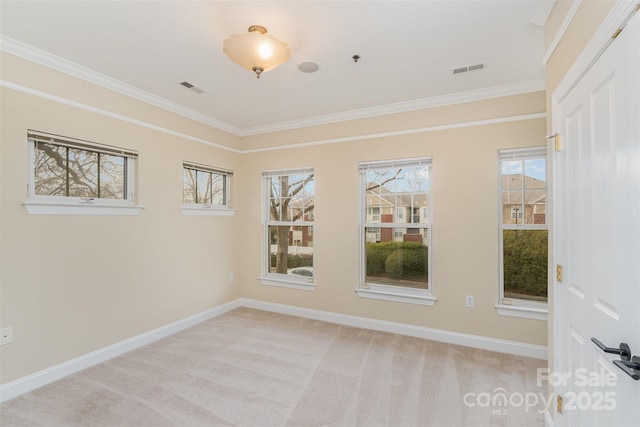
[355,285,436,306]
[23,201,142,216]
[181,205,236,216]
[495,304,547,321]
[259,275,315,291]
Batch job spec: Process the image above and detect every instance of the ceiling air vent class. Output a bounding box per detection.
[451,62,486,76]
[179,81,204,93]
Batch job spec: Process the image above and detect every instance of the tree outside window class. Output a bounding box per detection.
[264,170,314,281]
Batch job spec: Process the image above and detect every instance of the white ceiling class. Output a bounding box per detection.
[0,1,553,135]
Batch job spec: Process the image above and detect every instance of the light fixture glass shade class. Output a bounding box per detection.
[223,26,290,78]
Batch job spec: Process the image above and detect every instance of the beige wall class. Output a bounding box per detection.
[1,47,549,386]
[240,91,544,151]
[235,92,548,345]
[0,52,241,383]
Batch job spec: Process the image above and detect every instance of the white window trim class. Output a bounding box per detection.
[181,205,236,216]
[495,303,547,321]
[25,131,141,216]
[497,147,548,318]
[259,274,315,291]
[260,168,315,291]
[23,201,142,216]
[355,283,436,306]
[358,157,435,305]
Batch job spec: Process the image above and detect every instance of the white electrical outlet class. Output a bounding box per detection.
[0,327,13,345]
[465,296,475,307]
[228,273,234,283]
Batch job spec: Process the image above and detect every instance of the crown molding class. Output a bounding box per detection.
[1,35,545,138]
[2,78,545,155]
[238,80,546,136]
[0,35,243,136]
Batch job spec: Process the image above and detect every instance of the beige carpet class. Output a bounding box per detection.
[0,308,547,426]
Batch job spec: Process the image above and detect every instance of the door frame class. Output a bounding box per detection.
[549,1,640,426]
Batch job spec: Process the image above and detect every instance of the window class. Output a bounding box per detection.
[261,169,314,290]
[511,207,524,220]
[357,158,435,306]
[25,130,140,215]
[497,147,548,319]
[367,207,381,221]
[182,161,233,216]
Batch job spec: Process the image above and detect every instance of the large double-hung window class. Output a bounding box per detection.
[357,158,434,306]
[261,169,315,290]
[497,147,548,319]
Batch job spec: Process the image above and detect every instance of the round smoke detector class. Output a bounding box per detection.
[298,61,319,73]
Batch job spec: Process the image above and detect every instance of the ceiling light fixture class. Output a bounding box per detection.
[223,25,290,79]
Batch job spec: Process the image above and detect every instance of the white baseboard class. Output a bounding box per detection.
[1,297,547,403]
[0,299,242,403]
[237,298,548,360]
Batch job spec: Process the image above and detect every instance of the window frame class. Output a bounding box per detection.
[181,161,234,216]
[260,168,315,291]
[24,130,141,216]
[356,157,436,306]
[496,147,548,320]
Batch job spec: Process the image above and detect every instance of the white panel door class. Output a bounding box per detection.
[554,9,640,427]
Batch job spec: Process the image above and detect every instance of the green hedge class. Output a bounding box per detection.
[366,241,427,279]
[270,253,313,269]
[503,229,547,298]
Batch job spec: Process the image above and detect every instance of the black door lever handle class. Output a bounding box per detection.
[591,337,632,361]
[613,356,640,380]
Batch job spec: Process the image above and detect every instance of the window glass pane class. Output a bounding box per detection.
[34,142,67,196]
[365,227,429,289]
[503,229,548,302]
[211,173,225,205]
[501,160,523,190]
[502,191,524,224]
[99,154,125,199]
[196,171,212,204]
[365,165,430,225]
[270,176,282,199]
[269,197,282,221]
[397,165,429,193]
[501,157,546,225]
[524,190,546,224]
[32,137,135,202]
[68,148,98,197]
[183,169,196,204]
[524,159,546,184]
[301,174,314,220]
[268,225,313,276]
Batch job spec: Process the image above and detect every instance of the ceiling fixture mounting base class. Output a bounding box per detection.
[252,66,264,79]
